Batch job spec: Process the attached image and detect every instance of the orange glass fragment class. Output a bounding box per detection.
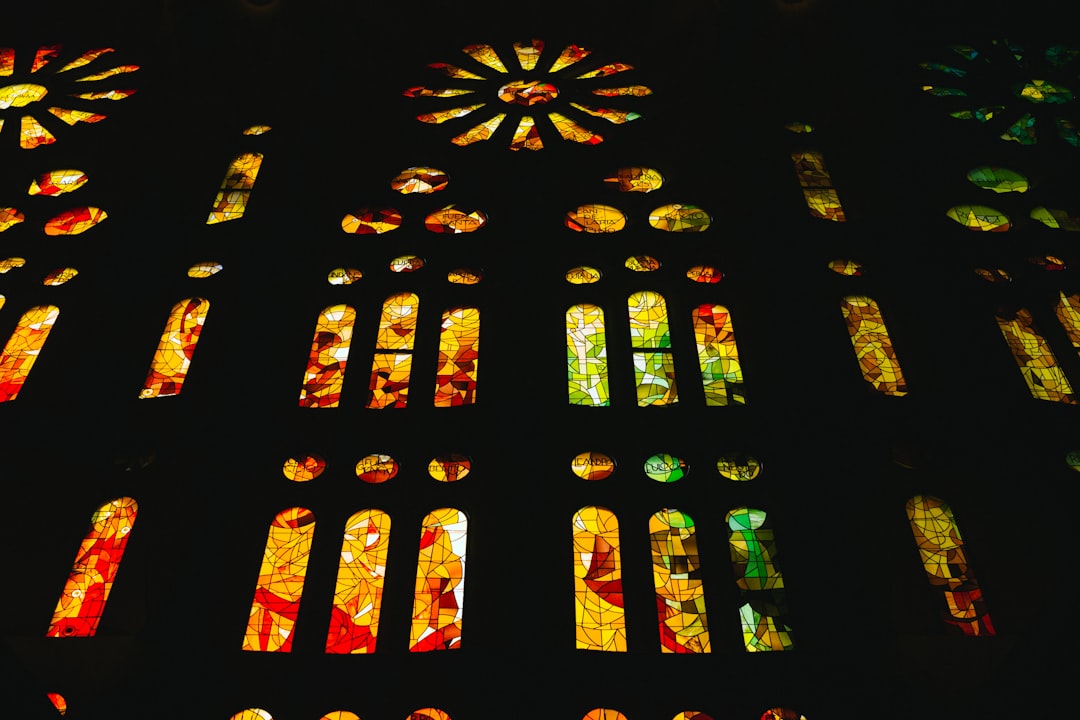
[0,305,59,402]
[32,45,62,73]
[243,507,316,652]
[57,48,114,73]
[20,115,56,149]
[44,207,108,235]
[342,208,401,235]
[48,107,106,125]
[43,267,78,286]
[298,304,355,408]
[0,208,25,232]
[282,455,326,482]
[29,169,88,196]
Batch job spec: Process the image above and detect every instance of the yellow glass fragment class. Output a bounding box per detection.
[649,204,711,232]
[629,291,677,406]
[326,509,390,654]
[242,507,316,652]
[341,208,401,234]
[320,712,360,720]
[571,451,616,481]
[0,305,60,402]
[513,39,544,70]
[69,88,136,101]
[0,83,48,109]
[282,455,326,482]
[549,112,602,145]
[43,207,107,235]
[428,454,471,482]
[355,454,398,484]
[686,265,722,283]
[242,124,271,135]
[20,115,56,149]
[569,102,640,124]
[510,115,543,151]
[996,307,1076,403]
[573,506,625,651]
[404,86,476,98]
[0,208,25,232]
[327,267,362,285]
[451,113,505,146]
[367,292,419,409]
[651,509,710,653]
[567,304,609,406]
[28,169,88,196]
[57,48,114,73]
[604,167,663,192]
[410,508,468,651]
[577,62,634,79]
[945,205,1010,231]
[462,44,507,72]
[48,107,106,125]
[974,267,1010,283]
[74,64,139,82]
[499,80,559,106]
[566,266,601,284]
[391,167,448,194]
[0,257,26,273]
[206,152,263,224]
[592,85,652,97]
[43,267,78,286]
[416,103,485,124]
[447,268,482,285]
[739,602,794,652]
[717,454,761,481]
[139,297,210,399]
[187,262,223,278]
[548,44,591,73]
[694,304,745,406]
[840,295,908,396]
[828,259,862,276]
[791,151,846,221]
[565,204,625,233]
[424,206,487,233]
[625,255,660,272]
[434,307,480,407]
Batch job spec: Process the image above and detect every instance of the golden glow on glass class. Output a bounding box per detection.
[0,83,48,108]
[649,203,711,232]
[571,451,616,481]
[367,293,419,409]
[686,265,722,283]
[139,297,210,399]
[282,455,326,482]
[417,103,486,124]
[0,305,60,402]
[593,85,653,97]
[513,39,545,70]
[342,208,402,235]
[0,257,26,272]
[565,204,625,233]
[42,267,78,286]
[569,102,639,124]
[21,114,56,148]
[434,307,480,407]
[356,454,398,484]
[327,267,362,285]
[604,166,663,192]
[694,304,745,406]
[447,268,482,285]
[573,506,625,651]
[499,80,558,105]
[946,204,1010,231]
[550,111,603,145]
[566,266,601,284]
[390,255,425,273]
[995,307,1076,403]
[28,169,88,196]
[424,205,487,233]
[651,509,710,653]
[187,261,223,278]
[629,291,677,406]
[567,304,609,406]
[298,304,355,408]
[577,62,634,79]
[428,454,471,482]
[44,206,107,235]
[243,507,316,652]
[326,509,391,654]
[410,508,467,651]
[48,107,106,125]
[206,152,263,224]
[791,150,846,221]
[451,113,506,146]
[0,208,25,232]
[510,115,543,150]
[391,167,448,194]
[625,255,660,272]
[841,295,908,396]
[463,43,508,72]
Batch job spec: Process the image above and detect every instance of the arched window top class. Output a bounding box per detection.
[228,710,273,720]
[727,507,767,531]
[628,291,669,348]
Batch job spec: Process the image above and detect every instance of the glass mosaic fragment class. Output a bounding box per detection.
[633,351,678,406]
[687,265,722,283]
[949,106,1002,122]
[410,710,451,720]
[593,85,652,97]
[582,711,627,720]
[391,167,449,194]
[447,268,482,284]
[573,506,626,651]
[356,454,398,484]
[282,455,326,482]
[548,45,591,73]
[206,152,263,224]
[761,709,806,720]
[139,297,210,399]
[243,507,316,652]
[1045,44,1080,67]
[651,509,710,653]
[390,255,425,272]
[604,166,663,192]
[1001,113,1036,144]
[567,304,609,406]
[578,62,633,79]
[791,151,846,221]
[919,61,966,76]
[644,453,687,483]
[404,86,476,98]
[0,257,26,273]
[28,169,88,196]
[717,454,761,481]
[510,115,543,151]
[367,292,419,409]
[625,255,660,272]
[499,81,558,106]
[48,107,106,125]
[74,64,138,82]
[571,451,616,481]
[566,266,602,284]
[451,113,505,146]
[242,125,271,135]
[841,295,908,396]
[694,304,746,406]
[1029,254,1065,270]
[0,48,13,76]
[946,205,1010,231]
[326,509,390,653]
[549,112,603,145]
[416,104,486,124]
[427,62,484,79]
[68,88,136,101]
[410,508,467,651]
[46,692,66,715]
[43,267,77,286]
[784,122,813,133]
[298,304,355,408]
[229,710,273,720]
[44,206,107,235]
[342,208,402,235]
[462,43,506,72]
[20,115,56,149]
[327,267,362,285]
[513,39,544,70]
[31,45,61,72]
[649,203,710,232]
[428,454,471,482]
[187,261,223,278]
[996,307,1076,403]
[966,166,1028,193]
[1056,292,1080,353]
[0,208,24,232]
[0,83,48,108]
[434,307,480,407]
[46,497,137,637]
[565,204,625,233]
[570,103,639,124]
[1030,206,1080,230]
[0,305,59,402]
[828,259,862,276]
[425,205,487,233]
[628,291,671,350]
[1017,79,1072,104]
[921,85,966,97]
[974,267,1011,282]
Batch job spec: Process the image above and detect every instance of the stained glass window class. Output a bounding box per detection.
[367,292,419,409]
[841,295,908,396]
[1056,292,1080,354]
[791,150,846,221]
[410,508,467,651]
[44,206,107,235]
[906,495,995,635]
[995,307,1076,403]
[298,304,356,408]
[567,304,609,406]
[573,506,626,651]
[229,709,273,720]
[0,304,59,402]
[46,497,137,637]
[139,297,210,399]
[628,291,678,406]
[434,307,479,407]
[693,304,745,406]
[326,509,391,654]
[243,507,316,652]
[650,509,710,653]
[726,507,794,652]
[206,152,263,224]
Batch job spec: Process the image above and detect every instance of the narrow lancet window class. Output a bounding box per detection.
[410,508,467,651]
[0,304,59,402]
[46,497,137,637]
[206,152,263,224]
[841,295,908,396]
[367,293,418,409]
[299,304,355,408]
[996,306,1076,403]
[567,303,609,406]
[243,507,316,652]
[906,495,994,635]
[139,297,209,399]
[573,505,626,651]
[651,509,710,653]
[1055,292,1080,354]
[791,150,846,221]
[726,507,794,652]
[433,307,479,407]
[326,509,390,654]
[693,304,745,406]
[628,291,678,406]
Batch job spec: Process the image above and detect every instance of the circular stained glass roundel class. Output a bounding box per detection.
[644,452,687,482]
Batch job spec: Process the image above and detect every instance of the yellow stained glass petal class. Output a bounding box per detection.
[57,48,114,72]
[28,169,88,196]
[43,267,78,286]
[570,102,640,124]
[0,83,48,109]
[593,85,653,97]
[31,45,61,73]
[20,115,56,149]
[513,39,544,70]
[565,204,625,233]
[451,113,505,146]
[0,208,25,232]
[417,104,485,124]
[577,62,634,79]
[404,86,476,98]
[427,62,485,80]
[0,257,26,273]
[187,262,223,278]
[510,115,543,151]
[604,167,663,192]
[548,44,591,72]
[74,64,139,81]
[462,44,507,72]
[44,207,108,235]
[69,88,136,101]
[549,111,602,145]
[48,107,106,125]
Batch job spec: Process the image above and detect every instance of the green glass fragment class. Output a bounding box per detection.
[1001,113,1036,144]
[1030,206,1080,231]
[644,453,687,483]
[950,106,1004,122]
[919,61,966,77]
[950,44,979,61]
[1045,44,1079,68]
[1017,80,1073,104]
[1056,119,1080,147]
[966,166,1029,193]
[946,205,1010,231]
[922,85,967,97]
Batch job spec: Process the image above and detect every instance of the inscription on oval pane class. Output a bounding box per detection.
[447,268,482,284]
[428,453,471,482]
[342,208,402,234]
[327,267,363,285]
[390,167,449,194]
[946,205,1010,231]
[425,205,487,233]
[716,454,761,482]
[355,453,399,484]
[649,203,710,232]
[686,265,722,283]
[625,255,660,272]
[389,255,424,273]
[570,451,616,481]
[566,265,601,284]
[187,261,223,278]
[565,204,626,233]
[604,167,663,193]
[282,454,326,482]
[644,452,687,482]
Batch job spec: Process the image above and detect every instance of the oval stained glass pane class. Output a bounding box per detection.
[242,124,272,135]
[282,454,326,482]
[425,205,487,233]
[570,451,616,481]
[28,169,88,196]
[966,166,1029,193]
[716,454,761,481]
[410,710,451,720]
[583,710,628,720]
[1029,254,1066,270]
[42,267,78,286]
[391,167,449,194]
[686,265,722,283]
[644,452,687,482]
[447,268,482,284]
[648,203,711,232]
[828,259,862,276]
[0,257,26,273]
[625,255,660,272]
[187,261,223,278]
[946,205,1010,231]
[974,267,1011,282]
[428,453,471,482]
[603,167,664,192]
[44,207,108,235]
[342,208,402,235]
[356,453,399,483]
[390,255,425,273]
[564,204,626,233]
[328,267,363,285]
[566,265,601,284]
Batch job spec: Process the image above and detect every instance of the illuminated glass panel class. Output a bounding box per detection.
[570,451,616,481]
[463,43,507,72]
[44,207,107,235]
[549,112,603,145]
[648,203,711,232]
[567,304,609,406]
[298,304,355,408]
[629,291,677,406]
[326,509,391,654]
[791,150,846,221]
[565,204,625,233]
[428,454,471,482]
[74,64,139,82]
[946,204,1010,231]
[417,104,486,124]
[410,508,467,652]
[391,167,448,194]
[604,166,663,192]
[996,307,1076,403]
[243,507,316,652]
[828,259,862,276]
[356,454,398,484]
[68,89,136,101]
[46,497,137,637]
[46,692,66,715]
[510,115,543,151]
[410,710,451,720]
[0,257,26,273]
[342,208,402,235]
[513,39,544,70]
[625,255,660,272]
[0,305,60,402]
[404,86,476,98]
[229,710,273,720]
[206,152,263,224]
[139,297,210,399]
[0,47,13,75]
[434,307,479,407]
[583,711,627,720]
[651,509,710,653]
[447,268,482,284]
[566,266,602,284]
[367,292,419,409]
[841,295,908,396]
[424,206,487,233]
[906,495,995,635]
[573,506,626,651]
[20,115,56,149]
[31,44,61,72]
[282,455,326,482]
[48,107,106,125]
[693,304,745,406]
[1056,292,1080,354]
[593,85,652,97]
[727,507,794,652]
[451,113,505,146]
[28,169,88,196]
[327,267,362,285]
[0,207,24,231]
[549,44,590,72]
[43,267,78,286]
[569,102,639,124]
[687,266,722,282]
[188,262,223,278]
[760,709,807,720]
[427,62,485,80]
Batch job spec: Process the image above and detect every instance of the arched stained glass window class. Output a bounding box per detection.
[628,291,678,406]
[139,297,210,399]
[206,151,264,224]
[650,509,710,653]
[573,505,626,651]
[995,307,1076,403]
[0,304,59,402]
[410,508,467,651]
[367,293,419,409]
[791,150,846,221]
[326,509,391,654]
[433,307,479,407]
[46,496,137,637]
[243,507,316,653]
[228,710,274,720]
[906,495,995,635]
[840,295,908,396]
[726,507,794,652]
[567,303,609,406]
[692,304,745,406]
[299,304,356,408]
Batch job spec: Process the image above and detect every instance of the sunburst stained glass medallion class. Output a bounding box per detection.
[0,45,137,150]
[407,40,651,151]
